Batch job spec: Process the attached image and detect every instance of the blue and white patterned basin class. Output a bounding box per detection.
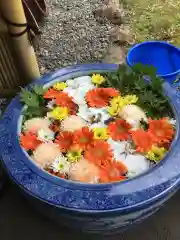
[1,63,180,235]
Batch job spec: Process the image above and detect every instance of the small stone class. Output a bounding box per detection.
[103,45,126,64]
[93,5,124,25]
[109,26,133,44]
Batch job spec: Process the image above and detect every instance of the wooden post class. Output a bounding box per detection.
[0,0,40,84]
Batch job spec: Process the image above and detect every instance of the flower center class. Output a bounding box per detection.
[117,125,125,133]
[80,137,88,143]
[96,150,104,157]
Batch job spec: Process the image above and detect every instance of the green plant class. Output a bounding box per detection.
[104,64,171,118]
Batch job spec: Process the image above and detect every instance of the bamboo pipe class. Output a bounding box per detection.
[0,18,7,33]
[0,0,40,84]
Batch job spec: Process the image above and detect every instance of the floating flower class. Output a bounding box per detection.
[84,140,113,168]
[61,115,88,132]
[20,132,41,150]
[33,143,61,168]
[23,117,51,134]
[122,95,138,105]
[131,129,154,153]
[85,88,119,108]
[118,104,147,129]
[69,158,100,183]
[107,138,134,161]
[67,76,92,88]
[168,118,176,126]
[66,146,83,163]
[73,127,94,150]
[122,154,150,178]
[50,106,68,120]
[148,118,175,144]
[52,155,71,174]
[107,105,119,116]
[99,161,127,183]
[108,119,131,141]
[55,91,78,115]
[91,73,105,85]
[43,88,60,99]
[146,145,167,162]
[103,88,120,97]
[93,128,109,140]
[37,128,54,142]
[53,82,67,91]
[110,96,126,109]
[55,131,74,152]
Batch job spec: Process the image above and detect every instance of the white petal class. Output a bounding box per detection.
[73,76,92,86]
[107,138,127,161]
[37,128,55,142]
[119,104,147,129]
[122,154,150,177]
[66,79,76,88]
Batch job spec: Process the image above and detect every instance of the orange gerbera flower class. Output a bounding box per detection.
[55,131,74,152]
[20,133,41,150]
[148,118,175,144]
[84,140,113,167]
[73,127,94,150]
[102,88,120,97]
[55,92,78,115]
[131,129,154,153]
[85,88,120,108]
[99,161,127,183]
[108,119,131,141]
[43,88,60,99]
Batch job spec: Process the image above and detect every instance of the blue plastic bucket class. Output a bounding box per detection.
[126,41,180,84]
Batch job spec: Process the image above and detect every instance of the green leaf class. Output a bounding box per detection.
[103,63,172,119]
[20,88,39,108]
[33,85,45,96]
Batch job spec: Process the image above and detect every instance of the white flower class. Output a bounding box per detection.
[66,76,93,88]
[46,99,56,110]
[88,107,110,122]
[52,155,71,174]
[107,138,127,161]
[37,128,55,142]
[122,154,150,178]
[168,118,176,126]
[64,85,94,105]
[77,105,90,120]
[78,106,110,123]
[118,104,147,129]
[66,79,75,87]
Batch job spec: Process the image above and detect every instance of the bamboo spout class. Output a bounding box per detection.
[0,0,40,84]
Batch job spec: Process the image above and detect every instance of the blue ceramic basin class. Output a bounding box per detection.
[1,63,180,235]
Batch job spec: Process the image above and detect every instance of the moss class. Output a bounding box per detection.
[124,0,180,46]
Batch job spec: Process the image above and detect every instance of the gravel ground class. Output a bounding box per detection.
[36,0,113,74]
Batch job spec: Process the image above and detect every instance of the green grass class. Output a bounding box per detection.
[123,0,180,46]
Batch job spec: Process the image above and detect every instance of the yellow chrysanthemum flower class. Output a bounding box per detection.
[93,128,109,140]
[53,82,67,91]
[91,74,105,85]
[110,96,127,109]
[122,95,138,105]
[107,105,119,116]
[146,146,167,162]
[50,106,68,120]
[66,148,82,162]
